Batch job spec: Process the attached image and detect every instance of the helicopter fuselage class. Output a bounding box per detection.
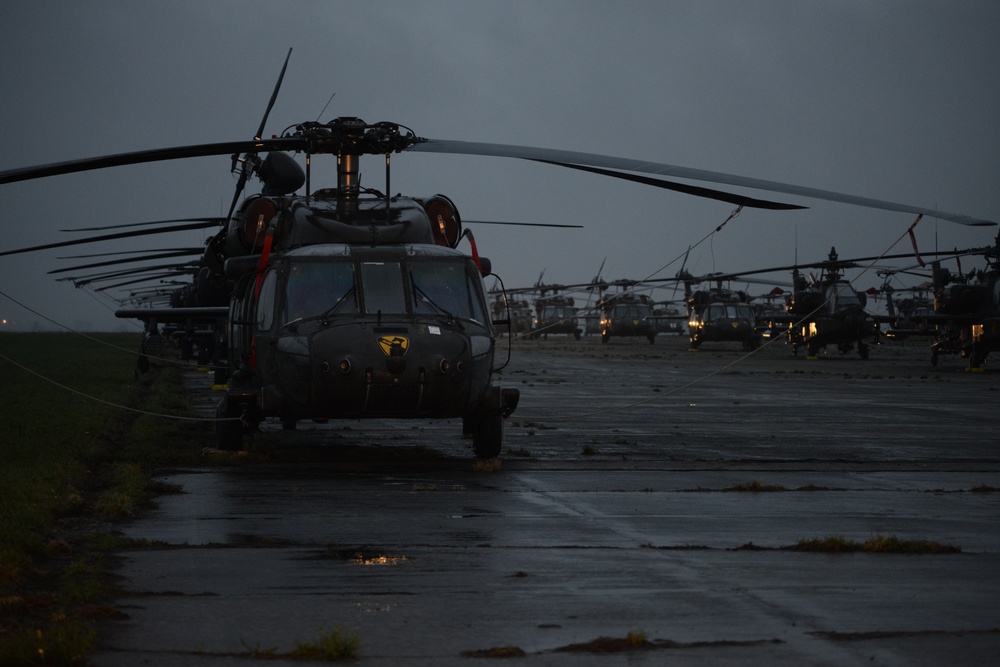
[233,243,499,422]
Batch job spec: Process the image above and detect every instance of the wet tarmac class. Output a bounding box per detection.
[94,335,1000,665]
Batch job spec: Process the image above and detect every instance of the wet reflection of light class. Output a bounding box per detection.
[352,553,409,566]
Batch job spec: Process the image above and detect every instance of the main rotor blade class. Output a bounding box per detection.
[58,262,201,285]
[0,138,302,185]
[0,221,219,257]
[533,160,805,210]
[464,219,583,228]
[670,248,993,283]
[227,48,294,222]
[409,139,996,226]
[58,247,203,259]
[97,272,197,292]
[257,48,292,142]
[48,249,203,274]
[61,217,224,232]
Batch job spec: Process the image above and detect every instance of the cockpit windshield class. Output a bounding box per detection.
[705,303,755,323]
[827,283,861,312]
[280,256,488,326]
[285,260,357,323]
[410,260,488,324]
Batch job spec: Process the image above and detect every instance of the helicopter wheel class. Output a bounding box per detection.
[216,398,245,452]
[472,414,503,459]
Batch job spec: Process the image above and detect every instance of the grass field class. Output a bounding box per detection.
[0,331,204,664]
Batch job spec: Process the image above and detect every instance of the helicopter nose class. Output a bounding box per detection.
[385,352,406,376]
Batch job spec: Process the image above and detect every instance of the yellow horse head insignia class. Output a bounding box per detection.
[378,335,409,356]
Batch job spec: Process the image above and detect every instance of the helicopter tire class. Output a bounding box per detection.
[472,414,503,459]
[216,398,244,452]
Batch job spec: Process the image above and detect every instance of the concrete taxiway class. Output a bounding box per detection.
[94,336,1000,665]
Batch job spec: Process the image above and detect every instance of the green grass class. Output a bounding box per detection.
[290,625,361,660]
[793,535,961,554]
[0,332,205,664]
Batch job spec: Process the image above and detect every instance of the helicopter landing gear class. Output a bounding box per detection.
[472,413,503,459]
[216,397,246,451]
[216,391,258,451]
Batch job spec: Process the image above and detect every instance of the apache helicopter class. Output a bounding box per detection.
[774,247,881,359]
[2,53,996,455]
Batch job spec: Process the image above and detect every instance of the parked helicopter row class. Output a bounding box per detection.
[2,52,996,458]
[491,237,1000,372]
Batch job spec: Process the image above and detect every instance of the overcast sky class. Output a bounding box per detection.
[1,0,997,331]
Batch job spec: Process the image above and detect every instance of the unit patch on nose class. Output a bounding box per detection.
[378,335,409,356]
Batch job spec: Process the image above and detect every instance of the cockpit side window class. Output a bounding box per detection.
[256,269,279,330]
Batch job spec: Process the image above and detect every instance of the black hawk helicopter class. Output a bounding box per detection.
[530,275,583,340]
[679,271,762,351]
[2,53,996,455]
[877,265,936,340]
[593,280,657,344]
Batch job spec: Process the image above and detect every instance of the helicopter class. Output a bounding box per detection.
[647,301,687,336]
[593,280,657,344]
[926,232,1000,368]
[877,265,937,340]
[490,293,534,337]
[774,247,881,359]
[680,271,762,351]
[531,278,582,340]
[2,54,996,455]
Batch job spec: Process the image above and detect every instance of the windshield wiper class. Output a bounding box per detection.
[318,286,356,324]
[411,276,457,325]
